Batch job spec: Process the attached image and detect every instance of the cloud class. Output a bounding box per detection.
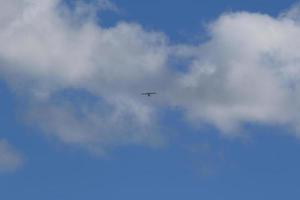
[0,0,169,153]
[2,0,300,153]
[0,139,23,173]
[171,6,300,135]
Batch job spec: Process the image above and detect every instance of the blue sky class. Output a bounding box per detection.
[2,0,300,199]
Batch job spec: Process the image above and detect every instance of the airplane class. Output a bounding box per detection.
[141,92,157,97]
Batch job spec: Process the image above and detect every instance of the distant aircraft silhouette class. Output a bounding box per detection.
[141,92,157,97]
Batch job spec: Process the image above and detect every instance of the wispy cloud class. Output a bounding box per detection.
[0,139,23,173]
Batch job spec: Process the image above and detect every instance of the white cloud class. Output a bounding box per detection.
[172,7,300,134]
[0,140,23,173]
[2,0,300,153]
[0,0,169,153]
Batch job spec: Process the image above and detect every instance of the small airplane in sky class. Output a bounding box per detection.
[141,92,157,97]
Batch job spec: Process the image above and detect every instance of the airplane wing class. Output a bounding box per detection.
[141,92,157,96]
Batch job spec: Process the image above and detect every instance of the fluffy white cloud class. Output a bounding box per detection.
[0,140,23,173]
[0,0,169,153]
[173,7,300,134]
[2,0,300,153]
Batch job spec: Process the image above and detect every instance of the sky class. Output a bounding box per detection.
[2,0,300,199]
